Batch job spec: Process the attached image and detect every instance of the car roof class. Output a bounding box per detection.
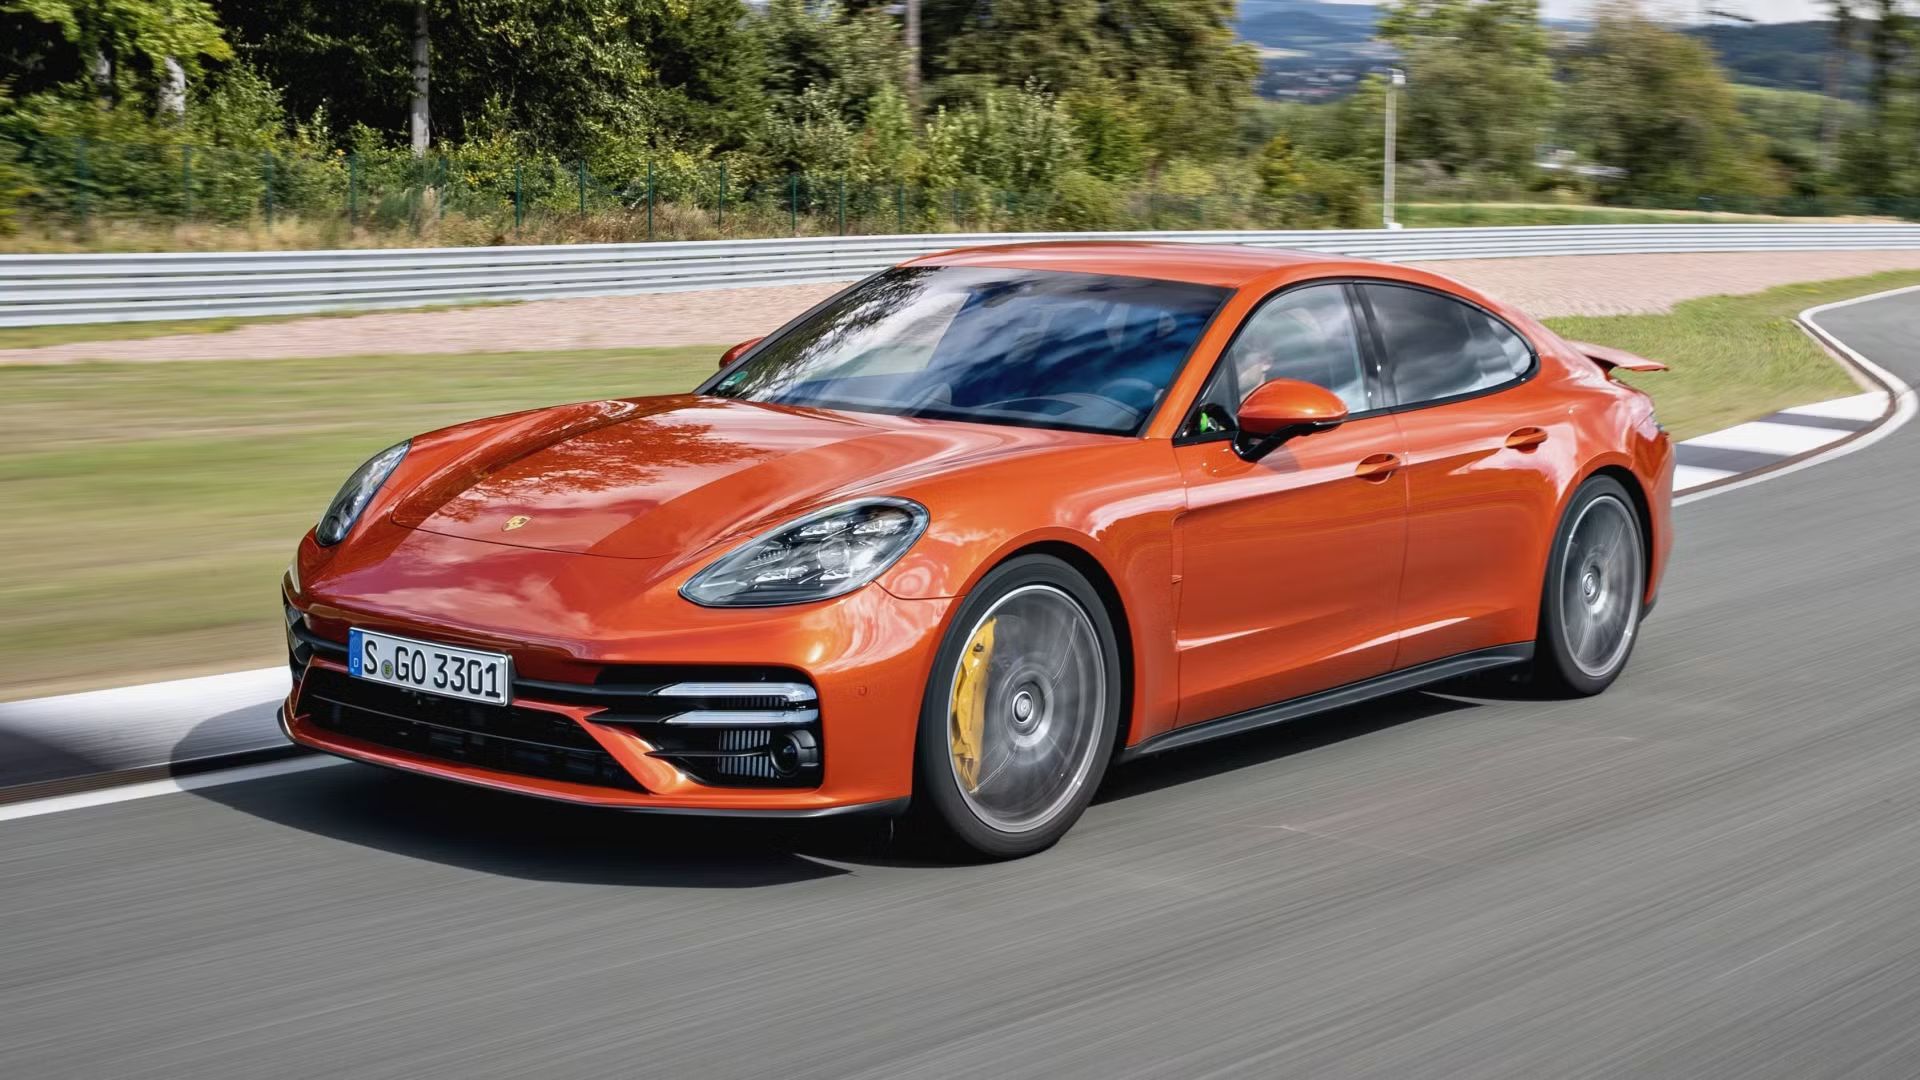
[904,241,1386,289]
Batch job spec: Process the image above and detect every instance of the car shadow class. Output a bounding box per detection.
[1097,686,1480,805]
[181,717,861,889]
[0,728,107,791]
[180,683,1490,884]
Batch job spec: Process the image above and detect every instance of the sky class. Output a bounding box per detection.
[1321,0,1832,23]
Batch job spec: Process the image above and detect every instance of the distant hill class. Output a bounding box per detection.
[1234,0,1389,99]
[1685,21,1866,99]
[1237,0,1380,50]
[1234,4,1866,102]
[1233,0,1588,99]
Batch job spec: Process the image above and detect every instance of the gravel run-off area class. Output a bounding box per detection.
[9,249,1920,365]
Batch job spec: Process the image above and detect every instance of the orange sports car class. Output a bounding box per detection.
[281,242,1673,858]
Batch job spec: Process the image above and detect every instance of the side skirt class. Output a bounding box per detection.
[1119,643,1534,762]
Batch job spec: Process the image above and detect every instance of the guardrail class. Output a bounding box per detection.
[5,223,1920,327]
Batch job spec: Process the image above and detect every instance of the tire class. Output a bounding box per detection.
[908,554,1123,860]
[1530,476,1647,696]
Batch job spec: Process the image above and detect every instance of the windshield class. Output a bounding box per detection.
[702,266,1228,436]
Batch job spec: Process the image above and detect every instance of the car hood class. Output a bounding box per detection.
[388,395,1095,559]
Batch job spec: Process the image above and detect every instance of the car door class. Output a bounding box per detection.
[1354,281,1564,669]
[1172,282,1410,727]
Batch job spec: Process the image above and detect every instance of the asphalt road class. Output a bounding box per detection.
[4,291,1918,1079]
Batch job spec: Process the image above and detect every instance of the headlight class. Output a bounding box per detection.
[315,441,409,546]
[682,497,929,607]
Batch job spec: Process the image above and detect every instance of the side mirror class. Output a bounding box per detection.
[719,336,765,370]
[1234,378,1348,461]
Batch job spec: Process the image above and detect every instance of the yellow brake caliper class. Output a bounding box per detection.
[950,618,997,792]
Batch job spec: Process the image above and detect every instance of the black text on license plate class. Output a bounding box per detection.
[348,628,511,705]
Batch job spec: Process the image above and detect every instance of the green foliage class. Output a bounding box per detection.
[1064,89,1148,182]
[0,60,345,223]
[0,135,33,235]
[1560,7,1786,198]
[1377,0,1555,182]
[1735,86,1861,193]
[1257,134,1304,202]
[1046,169,1124,231]
[1289,157,1370,228]
[925,81,1080,193]
[756,0,900,121]
[5,0,232,79]
[217,0,751,160]
[931,0,1256,163]
[5,0,1916,245]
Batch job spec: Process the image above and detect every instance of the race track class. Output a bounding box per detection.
[3,290,1918,1079]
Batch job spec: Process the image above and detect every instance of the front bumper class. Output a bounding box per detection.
[283,526,954,816]
[280,705,908,819]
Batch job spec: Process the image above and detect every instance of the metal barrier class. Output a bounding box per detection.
[5,223,1920,327]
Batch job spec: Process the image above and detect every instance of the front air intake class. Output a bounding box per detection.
[576,672,825,789]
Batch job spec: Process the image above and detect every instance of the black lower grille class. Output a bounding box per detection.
[299,667,643,792]
[280,596,822,790]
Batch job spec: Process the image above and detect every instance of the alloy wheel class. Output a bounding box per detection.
[945,584,1108,834]
[1558,493,1644,679]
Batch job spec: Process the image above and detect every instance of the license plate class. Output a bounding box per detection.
[348,628,512,706]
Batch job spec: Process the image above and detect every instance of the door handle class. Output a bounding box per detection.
[1354,452,1401,481]
[1505,426,1549,450]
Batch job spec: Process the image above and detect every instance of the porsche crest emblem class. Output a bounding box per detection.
[503,515,531,532]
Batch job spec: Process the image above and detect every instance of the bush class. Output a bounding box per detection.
[1292,158,1371,229]
[1047,170,1124,231]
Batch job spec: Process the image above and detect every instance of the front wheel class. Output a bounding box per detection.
[909,555,1122,860]
[1531,476,1646,696]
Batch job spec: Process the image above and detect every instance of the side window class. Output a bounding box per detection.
[1360,283,1533,406]
[1187,284,1371,435]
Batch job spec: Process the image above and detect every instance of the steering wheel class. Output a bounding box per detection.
[1095,377,1161,414]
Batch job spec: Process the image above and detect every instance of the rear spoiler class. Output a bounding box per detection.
[1568,339,1668,374]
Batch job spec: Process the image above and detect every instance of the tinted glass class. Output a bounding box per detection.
[1361,283,1533,405]
[706,266,1227,435]
[1186,284,1370,436]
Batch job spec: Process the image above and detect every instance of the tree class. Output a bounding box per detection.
[1865,0,1906,115]
[409,0,428,154]
[928,0,1256,162]
[1376,0,1554,183]
[755,0,908,131]
[4,0,232,107]
[1825,0,1855,168]
[1559,3,1784,198]
[216,0,759,158]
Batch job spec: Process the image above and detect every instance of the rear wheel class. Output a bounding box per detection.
[910,555,1121,859]
[1531,476,1646,696]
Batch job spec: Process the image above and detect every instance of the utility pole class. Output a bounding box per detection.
[1383,68,1404,229]
[904,0,922,109]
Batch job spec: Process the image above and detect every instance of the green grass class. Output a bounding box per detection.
[1542,270,1920,439]
[1,270,1909,700]
[0,302,521,351]
[0,346,715,700]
